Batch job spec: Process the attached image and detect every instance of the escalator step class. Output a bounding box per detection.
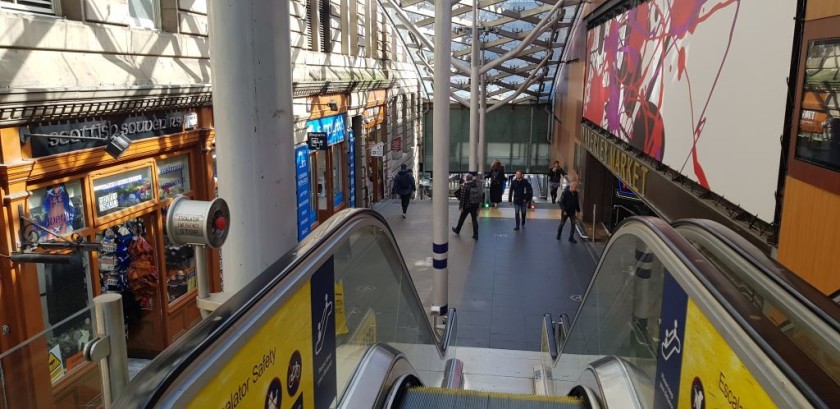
[398,387,584,409]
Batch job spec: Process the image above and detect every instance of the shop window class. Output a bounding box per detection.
[332,144,344,207]
[29,181,86,240]
[795,38,840,172]
[92,167,154,218]
[28,181,93,383]
[161,206,197,304]
[97,218,158,314]
[0,0,57,15]
[317,152,328,210]
[157,155,192,201]
[127,0,157,29]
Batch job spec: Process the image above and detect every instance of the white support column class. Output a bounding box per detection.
[468,5,480,173]
[478,71,487,176]
[208,0,296,293]
[431,0,452,316]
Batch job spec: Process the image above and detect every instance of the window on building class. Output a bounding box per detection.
[795,38,840,171]
[319,0,332,53]
[0,0,57,14]
[127,0,157,29]
[306,0,315,50]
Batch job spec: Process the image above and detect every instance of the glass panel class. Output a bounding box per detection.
[29,181,86,240]
[0,307,100,409]
[96,218,159,312]
[161,207,197,304]
[127,0,156,28]
[331,144,344,208]
[333,225,441,402]
[679,227,840,386]
[555,234,662,404]
[795,39,840,171]
[92,167,154,218]
[157,155,191,200]
[317,152,327,210]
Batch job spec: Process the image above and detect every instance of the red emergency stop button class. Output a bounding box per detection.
[214,216,227,231]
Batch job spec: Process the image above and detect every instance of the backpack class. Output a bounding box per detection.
[468,184,484,206]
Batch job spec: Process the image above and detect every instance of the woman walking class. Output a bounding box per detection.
[487,160,506,208]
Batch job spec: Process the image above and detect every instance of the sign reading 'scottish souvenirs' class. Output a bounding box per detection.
[26,111,184,158]
[305,115,345,146]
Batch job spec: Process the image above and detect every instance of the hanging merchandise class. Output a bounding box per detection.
[98,219,159,312]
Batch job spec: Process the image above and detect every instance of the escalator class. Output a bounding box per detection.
[114,209,840,408]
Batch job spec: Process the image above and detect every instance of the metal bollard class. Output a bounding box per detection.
[195,245,211,318]
[84,293,129,407]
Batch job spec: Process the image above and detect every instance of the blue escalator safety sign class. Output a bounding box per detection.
[295,145,312,241]
[310,257,336,409]
[654,272,688,409]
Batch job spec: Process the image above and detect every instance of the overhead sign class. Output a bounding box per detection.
[25,110,184,158]
[307,132,328,151]
[165,196,230,249]
[306,115,345,146]
[582,124,651,196]
[371,142,384,157]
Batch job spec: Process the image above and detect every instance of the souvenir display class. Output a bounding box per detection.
[98,219,158,310]
[93,167,154,217]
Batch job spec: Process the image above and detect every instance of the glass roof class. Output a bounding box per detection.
[381,0,581,105]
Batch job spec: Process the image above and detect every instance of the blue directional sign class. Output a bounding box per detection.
[295,145,312,241]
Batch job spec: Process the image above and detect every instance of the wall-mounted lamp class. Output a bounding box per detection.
[22,133,132,159]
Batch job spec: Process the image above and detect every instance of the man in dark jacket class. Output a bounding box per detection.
[452,174,479,239]
[392,164,416,218]
[547,161,566,204]
[507,171,532,231]
[557,181,580,243]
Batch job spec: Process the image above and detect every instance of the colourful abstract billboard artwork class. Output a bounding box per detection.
[583,0,797,222]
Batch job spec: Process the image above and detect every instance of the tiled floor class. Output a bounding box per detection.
[376,198,599,351]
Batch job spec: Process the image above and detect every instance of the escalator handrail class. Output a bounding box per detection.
[115,208,448,408]
[672,218,840,331]
[559,216,836,408]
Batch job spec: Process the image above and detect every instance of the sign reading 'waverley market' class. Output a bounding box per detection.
[581,123,651,196]
[26,111,185,158]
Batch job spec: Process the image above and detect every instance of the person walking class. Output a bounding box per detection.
[452,174,481,239]
[557,181,581,243]
[392,164,416,218]
[548,161,567,204]
[507,171,533,231]
[487,160,506,208]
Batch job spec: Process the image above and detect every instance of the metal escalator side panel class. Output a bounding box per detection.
[674,219,840,328]
[673,221,840,407]
[574,356,648,409]
[553,217,815,408]
[113,209,446,408]
[339,343,420,409]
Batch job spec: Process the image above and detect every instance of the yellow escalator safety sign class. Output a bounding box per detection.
[48,345,64,382]
[335,280,349,335]
[677,300,776,409]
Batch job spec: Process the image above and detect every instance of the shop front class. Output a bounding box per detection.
[296,113,351,241]
[364,104,387,203]
[0,107,216,407]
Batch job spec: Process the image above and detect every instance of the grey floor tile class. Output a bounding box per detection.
[376,200,599,352]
